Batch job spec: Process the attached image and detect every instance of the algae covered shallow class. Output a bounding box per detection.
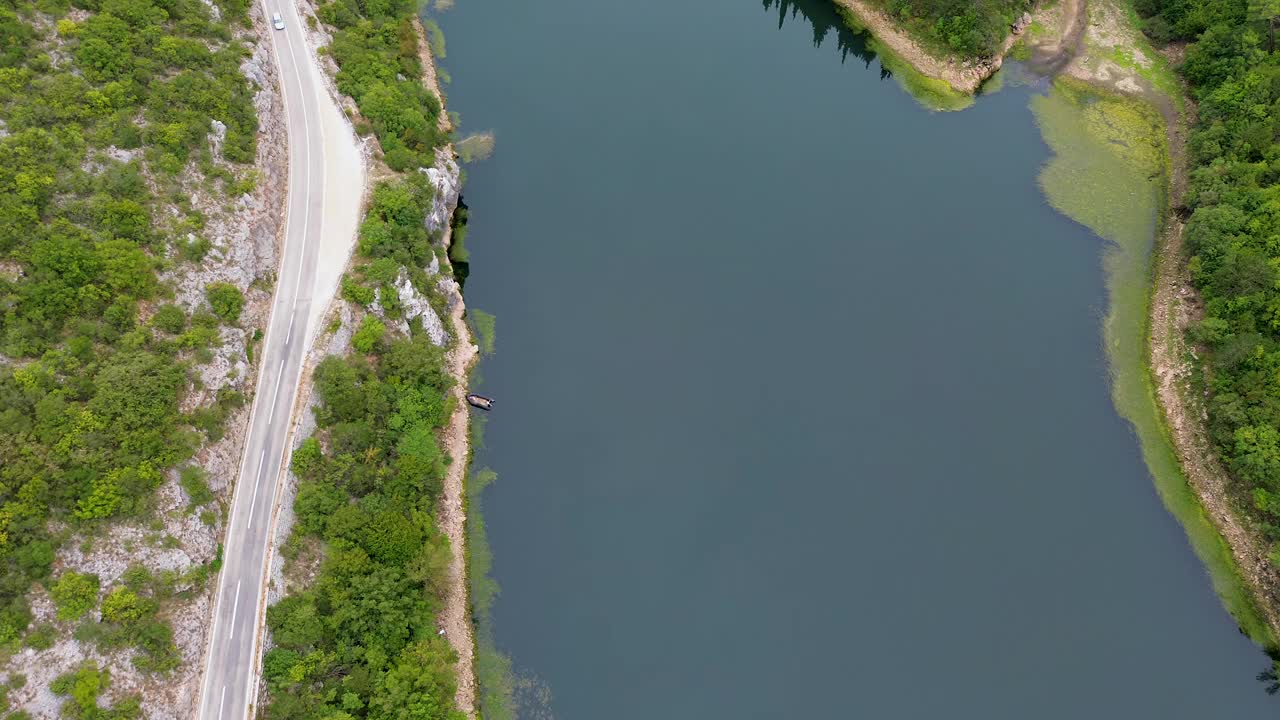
[1031,79,1275,646]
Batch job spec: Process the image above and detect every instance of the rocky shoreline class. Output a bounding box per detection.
[412,16,481,714]
[831,0,1032,93]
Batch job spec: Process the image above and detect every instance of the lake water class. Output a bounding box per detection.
[437,0,1280,716]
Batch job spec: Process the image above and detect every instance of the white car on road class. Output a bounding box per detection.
[271,12,284,30]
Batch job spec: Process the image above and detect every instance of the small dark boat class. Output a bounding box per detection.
[465,394,495,411]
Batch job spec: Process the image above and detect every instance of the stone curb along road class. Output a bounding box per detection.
[195,0,362,716]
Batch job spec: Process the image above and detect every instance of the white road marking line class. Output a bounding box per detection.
[247,449,268,530]
[285,309,296,345]
[267,361,286,425]
[218,686,225,720]
[229,581,242,639]
[282,23,312,308]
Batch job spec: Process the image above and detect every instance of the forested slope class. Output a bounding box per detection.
[1135,0,1280,565]
[0,0,267,712]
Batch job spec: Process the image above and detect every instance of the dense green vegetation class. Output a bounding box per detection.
[316,0,446,170]
[264,1,465,710]
[264,170,466,719]
[0,0,257,684]
[1132,0,1280,545]
[840,0,1031,56]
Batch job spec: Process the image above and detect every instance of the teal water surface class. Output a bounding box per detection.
[438,0,1280,716]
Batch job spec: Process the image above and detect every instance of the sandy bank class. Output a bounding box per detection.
[412,16,480,714]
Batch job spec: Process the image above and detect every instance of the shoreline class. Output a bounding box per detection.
[413,14,482,714]
[835,0,1280,646]
[829,0,1026,93]
[1031,0,1280,647]
[1147,106,1280,644]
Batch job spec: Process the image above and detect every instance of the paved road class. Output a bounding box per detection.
[196,2,326,717]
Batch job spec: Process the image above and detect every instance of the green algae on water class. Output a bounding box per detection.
[470,309,496,356]
[1031,79,1277,648]
[464,406,517,720]
[468,466,518,720]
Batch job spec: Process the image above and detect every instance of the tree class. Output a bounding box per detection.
[97,238,155,297]
[75,469,124,519]
[366,639,464,720]
[1235,425,1280,490]
[266,594,325,651]
[363,511,422,566]
[314,357,369,425]
[406,532,451,596]
[1250,0,1280,51]
[392,422,443,501]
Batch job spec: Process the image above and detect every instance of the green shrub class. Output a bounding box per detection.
[120,565,153,591]
[50,663,107,713]
[49,572,99,622]
[180,236,211,262]
[205,282,245,324]
[130,620,180,673]
[24,623,56,650]
[341,275,375,306]
[151,304,186,334]
[100,587,154,625]
[351,314,386,353]
[178,466,214,507]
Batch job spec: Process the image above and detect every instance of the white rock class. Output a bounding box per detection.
[104,145,138,164]
[420,148,461,235]
[395,271,450,347]
[210,119,227,159]
[199,0,221,22]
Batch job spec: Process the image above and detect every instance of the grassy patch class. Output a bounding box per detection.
[470,310,496,356]
[466,407,516,719]
[467,466,516,720]
[1093,0,1183,111]
[1032,79,1275,648]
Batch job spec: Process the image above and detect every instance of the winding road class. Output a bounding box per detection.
[195,0,361,717]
